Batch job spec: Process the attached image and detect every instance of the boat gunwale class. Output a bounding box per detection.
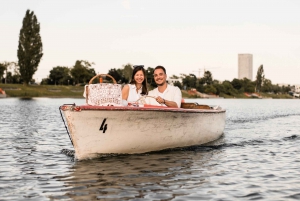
[64,105,226,113]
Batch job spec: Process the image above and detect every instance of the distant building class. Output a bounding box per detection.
[287,84,299,92]
[238,54,253,80]
[295,85,300,93]
[167,78,182,86]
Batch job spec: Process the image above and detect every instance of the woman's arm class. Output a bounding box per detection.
[121,85,129,100]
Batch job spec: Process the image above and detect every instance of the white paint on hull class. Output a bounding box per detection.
[62,106,226,160]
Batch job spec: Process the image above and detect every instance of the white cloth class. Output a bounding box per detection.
[146,85,182,108]
[83,84,122,106]
[127,84,143,103]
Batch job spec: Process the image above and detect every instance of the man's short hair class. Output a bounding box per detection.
[154,66,166,74]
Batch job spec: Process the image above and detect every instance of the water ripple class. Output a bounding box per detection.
[1,98,300,200]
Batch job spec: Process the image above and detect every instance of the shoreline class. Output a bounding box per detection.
[0,84,295,99]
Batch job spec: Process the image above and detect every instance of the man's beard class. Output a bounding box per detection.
[156,80,165,86]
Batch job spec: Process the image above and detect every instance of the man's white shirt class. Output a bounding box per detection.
[146,85,182,108]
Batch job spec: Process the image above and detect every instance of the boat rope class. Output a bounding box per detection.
[135,95,156,105]
[59,104,74,147]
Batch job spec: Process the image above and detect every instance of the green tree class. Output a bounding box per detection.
[108,68,122,83]
[11,62,21,83]
[123,63,133,82]
[230,78,255,93]
[213,83,226,95]
[272,84,281,94]
[170,75,179,79]
[212,79,221,84]
[5,72,13,84]
[49,66,71,85]
[281,85,291,94]
[231,78,243,90]
[204,85,217,94]
[0,63,5,81]
[255,65,265,92]
[173,81,182,89]
[70,60,96,84]
[261,79,273,93]
[0,62,18,84]
[195,80,204,92]
[189,74,197,88]
[239,78,255,93]
[181,74,197,89]
[201,70,213,85]
[11,73,22,84]
[17,10,43,85]
[222,81,238,96]
[146,67,155,88]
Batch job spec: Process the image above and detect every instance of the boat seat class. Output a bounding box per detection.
[180,102,211,109]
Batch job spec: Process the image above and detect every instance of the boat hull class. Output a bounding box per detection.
[61,105,226,160]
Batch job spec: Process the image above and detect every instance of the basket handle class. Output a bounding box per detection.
[89,74,117,84]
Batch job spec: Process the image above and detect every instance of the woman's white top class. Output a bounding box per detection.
[127,84,142,103]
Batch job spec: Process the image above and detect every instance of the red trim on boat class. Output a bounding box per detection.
[67,105,225,113]
[143,104,172,108]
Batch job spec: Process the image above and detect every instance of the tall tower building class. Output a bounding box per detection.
[238,54,253,80]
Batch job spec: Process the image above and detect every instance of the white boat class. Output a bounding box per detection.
[59,74,226,160]
[60,104,226,160]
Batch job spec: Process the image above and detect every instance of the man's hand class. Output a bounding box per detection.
[155,96,165,104]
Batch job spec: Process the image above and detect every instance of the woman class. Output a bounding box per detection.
[122,65,148,105]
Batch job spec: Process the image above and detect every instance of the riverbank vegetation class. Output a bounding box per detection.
[0,84,84,98]
[0,61,296,99]
[0,83,293,99]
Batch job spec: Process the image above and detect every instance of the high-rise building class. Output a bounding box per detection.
[238,54,253,80]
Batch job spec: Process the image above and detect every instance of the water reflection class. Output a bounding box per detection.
[2,99,41,199]
[56,149,223,200]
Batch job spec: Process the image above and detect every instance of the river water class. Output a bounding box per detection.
[0,98,300,200]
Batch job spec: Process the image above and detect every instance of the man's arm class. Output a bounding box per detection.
[156,87,182,108]
[164,99,178,108]
[154,96,178,107]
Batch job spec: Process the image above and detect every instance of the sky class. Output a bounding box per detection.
[1,0,300,85]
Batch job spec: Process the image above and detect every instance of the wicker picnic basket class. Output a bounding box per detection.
[85,74,122,106]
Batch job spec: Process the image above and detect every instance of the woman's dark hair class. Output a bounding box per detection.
[129,66,148,95]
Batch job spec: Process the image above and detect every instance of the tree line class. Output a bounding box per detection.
[45,63,293,96]
[0,56,293,96]
[176,65,291,96]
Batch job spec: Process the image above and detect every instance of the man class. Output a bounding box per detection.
[146,66,182,108]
